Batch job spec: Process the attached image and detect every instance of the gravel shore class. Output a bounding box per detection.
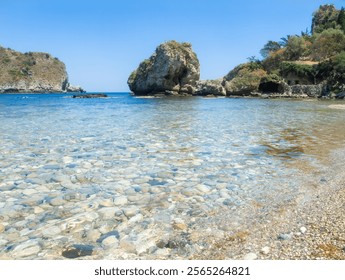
[193,149,345,260]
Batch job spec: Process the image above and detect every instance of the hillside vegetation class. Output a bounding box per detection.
[225,4,345,96]
[0,46,83,93]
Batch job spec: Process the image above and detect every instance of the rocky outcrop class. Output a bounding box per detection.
[66,84,85,93]
[72,93,107,98]
[0,46,83,93]
[290,84,325,98]
[127,40,200,95]
[195,79,226,96]
[222,63,268,96]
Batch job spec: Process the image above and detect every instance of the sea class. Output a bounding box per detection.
[0,92,344,259]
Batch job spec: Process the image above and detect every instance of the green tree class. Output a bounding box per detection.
[311,29,345,60]
[312,4,340,34]
[337,7,345,33]
[284,36,309,60]
[260,41,281,59]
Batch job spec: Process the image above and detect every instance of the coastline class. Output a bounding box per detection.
[192,147,345,260]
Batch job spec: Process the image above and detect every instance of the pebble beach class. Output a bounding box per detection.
[0,94,344,260]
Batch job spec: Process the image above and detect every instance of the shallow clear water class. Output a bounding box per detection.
[0,93,344,259]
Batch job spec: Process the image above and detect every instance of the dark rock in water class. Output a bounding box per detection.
[335,92,345,99]
[127,40,200,95]
[62,244,94,259]
[72,93,107,98]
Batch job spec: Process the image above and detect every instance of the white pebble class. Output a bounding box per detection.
[260,246,270,255]
[300,227,307,234]
[243,253,257,260]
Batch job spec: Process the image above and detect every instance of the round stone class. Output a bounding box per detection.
[41,226,62,237]
[113,196,128,206]
[260,246,270,255]
[300,227,307,234]
[0,223,5,233]
[102,236,119,247]
[243,253,257,260]
[11,240,41,258]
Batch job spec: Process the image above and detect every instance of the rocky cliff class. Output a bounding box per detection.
[0,46,83,93]
[128,41,200,95]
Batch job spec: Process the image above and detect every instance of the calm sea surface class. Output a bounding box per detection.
[0,93,344,259]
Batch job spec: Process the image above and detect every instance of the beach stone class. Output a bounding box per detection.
[300,227,307,234]
[62,244,93,259]
[123,207,139,218]
[243,253,257,260]
[113,196,128,206]
[260,246,270,255]
[49,197,65,206]
[87,229,101,242]
[11,240,41,258]
[119,236,137,253]
[34,206,44,214]
[42,226,62,237]
[128,213,143,224]
[99,199,114,207]
[102,236,119,247]
[278,233,293,241]
[22,189,37,196]
[0,223,5,233]
[98,207,118,220]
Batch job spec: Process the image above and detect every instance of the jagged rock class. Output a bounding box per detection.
[195,80,226,96]
[66,84,85,93]
[128,40,200,95]
[290,84,324,97]
[0,46,83,93]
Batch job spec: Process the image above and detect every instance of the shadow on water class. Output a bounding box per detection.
[260,128,312,160]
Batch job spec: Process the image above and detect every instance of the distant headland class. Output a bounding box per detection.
[0,46,84,93]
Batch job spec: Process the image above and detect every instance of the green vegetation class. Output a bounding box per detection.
[253,4,345,93]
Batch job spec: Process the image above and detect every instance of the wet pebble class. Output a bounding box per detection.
[41,226,62,237]
[113,196,128,206]
[11,240,41,258]
[49,197,65,206]
[87,229,101,242]
[102,236,119,247]
[0,223,5,233]
[62,244,93,259]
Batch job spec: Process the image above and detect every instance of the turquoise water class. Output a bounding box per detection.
[0,93,344,259]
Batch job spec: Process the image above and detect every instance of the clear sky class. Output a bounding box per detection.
[1,0,345,92]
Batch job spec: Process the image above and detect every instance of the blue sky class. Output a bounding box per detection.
[1,0,345,92]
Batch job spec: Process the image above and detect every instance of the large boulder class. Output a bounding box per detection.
[195,79,226,96]
[127,40,200,95]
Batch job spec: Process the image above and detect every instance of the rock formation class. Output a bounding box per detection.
[127,40,200,95]
[195,80,226,96]
[222,63,267,96]
[0,46,83,93]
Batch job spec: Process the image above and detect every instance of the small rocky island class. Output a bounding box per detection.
[128,5,345,99]
[0,46,84,93]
